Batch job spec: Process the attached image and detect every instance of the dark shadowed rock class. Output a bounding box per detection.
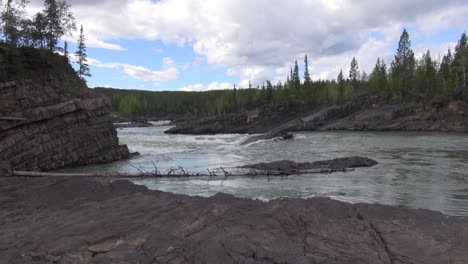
[241,156,378,173]
[0,177,466,264]
[0,161,12,176]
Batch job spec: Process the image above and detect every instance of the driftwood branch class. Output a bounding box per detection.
[11,167,354,178]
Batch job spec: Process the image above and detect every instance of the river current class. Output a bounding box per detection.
[67,125,468,216]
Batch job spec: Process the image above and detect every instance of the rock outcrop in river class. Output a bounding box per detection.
[0,45,130,172]
[1,176,467,263]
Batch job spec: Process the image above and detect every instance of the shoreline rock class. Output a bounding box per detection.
[241,156,378,174]
[1,176,467,263]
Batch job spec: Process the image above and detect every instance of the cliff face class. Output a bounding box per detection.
[0,45,130,172]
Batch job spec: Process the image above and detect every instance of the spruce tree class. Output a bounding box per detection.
[337,69,344,83]
[75,25,91,78]
[304,54,311,84]
[349,57,360,81]
[293,60,301,89]
[43,0,75,51]
[63,40,68,61]
[391,29,416,99]
[370,57,388,91]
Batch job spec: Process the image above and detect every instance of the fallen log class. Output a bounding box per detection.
[10,157,377,178]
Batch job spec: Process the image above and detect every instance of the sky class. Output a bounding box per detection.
[25,0,468,91]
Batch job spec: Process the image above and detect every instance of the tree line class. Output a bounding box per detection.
[1,0,90,78]
[98,29,468,115]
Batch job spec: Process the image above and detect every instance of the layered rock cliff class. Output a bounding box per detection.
[0,44,130,172]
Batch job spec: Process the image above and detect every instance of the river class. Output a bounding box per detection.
[67,125,468,216]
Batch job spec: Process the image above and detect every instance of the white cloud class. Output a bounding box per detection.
[88,57,179,82]
[179,82,233,92]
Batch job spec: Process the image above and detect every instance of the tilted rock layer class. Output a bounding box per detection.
[0,45,129,171]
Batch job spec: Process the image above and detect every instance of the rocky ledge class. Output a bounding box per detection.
[0,45,130,172]
[241,156,378,174]
[1,176,467,264]
[166,95,468,140]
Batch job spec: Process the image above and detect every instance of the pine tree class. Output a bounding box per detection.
[304,54,311,84]
[391,29,416,99]
[75,25,91,78]
[43,0,76,52]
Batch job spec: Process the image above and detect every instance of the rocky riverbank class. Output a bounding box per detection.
[1,176,467,264]
[0,45,130,172]
[165,95,468,139]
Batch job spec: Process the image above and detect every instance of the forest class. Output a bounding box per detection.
[98,30,468,115]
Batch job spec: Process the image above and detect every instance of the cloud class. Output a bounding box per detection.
[179,82,233,92]
[27,0,468,85]
[88,57,179,82]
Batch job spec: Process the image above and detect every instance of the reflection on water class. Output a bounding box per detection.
[67,127,468,216]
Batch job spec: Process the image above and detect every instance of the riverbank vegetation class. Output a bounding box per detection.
[98,30,467,115]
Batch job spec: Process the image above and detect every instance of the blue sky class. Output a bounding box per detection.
[28,0,468,91]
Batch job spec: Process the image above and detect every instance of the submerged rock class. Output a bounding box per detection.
[0,176,466,263]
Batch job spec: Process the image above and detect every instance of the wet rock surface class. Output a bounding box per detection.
[241,156,378,173]
[1,176,467,264]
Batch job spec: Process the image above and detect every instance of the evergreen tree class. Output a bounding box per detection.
[453,32,468,98]
[304,54,311,84]
[391,29,416,99]
[31,12,47,48]
[43,0,76,52]
[75,25,91,78]
[439,48,453,80]
[1,0,29,46]
[439,48,454,96]
[415,50,437,98]
[369,57,388,91]
[293,60,300,89]
[349,57,360,90]
[63,40,68,61]
[349,57,360,81]
[337,69,344,83]
[337,69,345,100]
